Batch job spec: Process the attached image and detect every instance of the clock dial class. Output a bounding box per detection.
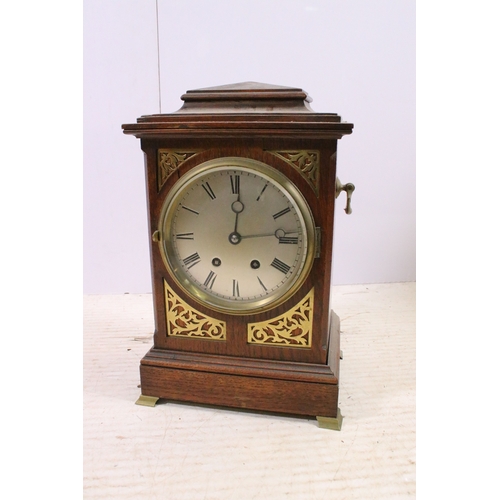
[159,158,315,313]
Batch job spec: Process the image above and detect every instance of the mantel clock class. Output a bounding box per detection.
[122,82,354,430]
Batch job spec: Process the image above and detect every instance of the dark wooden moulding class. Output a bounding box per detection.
[122,82,353,423]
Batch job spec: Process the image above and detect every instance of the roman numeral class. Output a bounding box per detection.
[278,236,298,244]
[233,279,240,297]
[270,257,291,274]
[230,175,240,195]
[257,276,267,292]
[181,205,199,215]
[203,271,217,289]
[182,252,201,269]
[273,207,291,219]
[176,232,194,240]
[202,182,216,200]
[256,182,268,201]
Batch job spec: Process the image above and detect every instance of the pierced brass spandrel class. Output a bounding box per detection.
[267,150,320,196]
[247,288,314,348]
[157,150,199,191]
[164,280,226,340]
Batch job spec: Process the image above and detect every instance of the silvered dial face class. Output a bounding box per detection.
[159,158,315,314]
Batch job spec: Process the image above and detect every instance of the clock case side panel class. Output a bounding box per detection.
[140,144,165,345]
[259,138,340,365]
[142,138,339,366]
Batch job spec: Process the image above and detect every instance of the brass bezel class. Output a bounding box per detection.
[157,157,316,315]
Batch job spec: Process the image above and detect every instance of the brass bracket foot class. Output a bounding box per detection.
[316,409,343,430]
[135,395,159,407]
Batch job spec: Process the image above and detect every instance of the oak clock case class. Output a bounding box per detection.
[122,82,354,430]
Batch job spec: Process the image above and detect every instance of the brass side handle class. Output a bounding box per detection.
[335,177,355,214]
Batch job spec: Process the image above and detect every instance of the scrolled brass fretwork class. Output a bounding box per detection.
[268,150,320,196]
[247,288,314,348]
[157,150,198,191]
[164,280,226,340]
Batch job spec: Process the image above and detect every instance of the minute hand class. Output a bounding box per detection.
[240,233,276,239]
[240,229,299,240]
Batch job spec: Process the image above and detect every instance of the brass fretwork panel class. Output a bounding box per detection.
[268,151,320,196]
[157,150,198,191]
[247,288,314,348]
[164,280,226,340]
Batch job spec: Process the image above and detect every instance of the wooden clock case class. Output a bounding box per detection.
[122,82,353,428]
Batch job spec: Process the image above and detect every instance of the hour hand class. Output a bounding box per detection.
[230,175,244,233]
[230,199,244,236]
[231,199,244,215]
[229,187,244,243]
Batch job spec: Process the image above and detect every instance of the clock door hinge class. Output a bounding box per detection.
[315,227,321,258]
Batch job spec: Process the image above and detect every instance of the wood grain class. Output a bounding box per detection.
[122,82,352,418]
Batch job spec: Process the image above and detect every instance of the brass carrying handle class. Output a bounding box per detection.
[335,177,355,215]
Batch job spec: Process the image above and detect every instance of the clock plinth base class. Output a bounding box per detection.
[316,410,343,431]
[136,310,342,422]
[137,355,340,420]
[135,395,159,407]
